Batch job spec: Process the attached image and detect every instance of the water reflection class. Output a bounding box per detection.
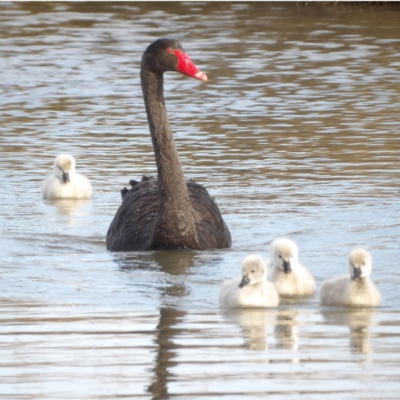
[115,249,197,273]
[321,308,379,356]
[0,299,159,398]
[46,198,91,217]
[220,308,276,351]
[148,307,186,400]
[274,309,300,355]
[1,0,400,397]
[113,251,212,398]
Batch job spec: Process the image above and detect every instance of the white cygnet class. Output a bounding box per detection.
[267,238,315,297]
[219,255,280,308]
[320,249,381,307]
[42,154,92,199]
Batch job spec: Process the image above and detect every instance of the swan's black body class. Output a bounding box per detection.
[106,38,231,251]
[107,176,231,251]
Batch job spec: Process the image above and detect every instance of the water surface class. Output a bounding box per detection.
[1,2,400,399]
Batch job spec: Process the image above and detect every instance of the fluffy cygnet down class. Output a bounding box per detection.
[219,255,280,308]
[320,249,381,307]
[42,154,92,199]
[267,238,315,297]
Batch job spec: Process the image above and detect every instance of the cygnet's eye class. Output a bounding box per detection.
[251,270,255,273]
[278,255,282,259]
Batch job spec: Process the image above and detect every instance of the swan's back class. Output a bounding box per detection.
[106,177,231,251]
[219,277,242,308]
[42,154,92,199]
[106,177,158,251]
[187,180,231,249]
[320,249,381,307]
[319,275,350,306]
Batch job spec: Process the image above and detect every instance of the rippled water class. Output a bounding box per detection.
[1,2,400,398]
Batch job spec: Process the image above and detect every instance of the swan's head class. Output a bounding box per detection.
[270,238,299,274]
[142,38,207,82]
[53,154,76,183]
[348,249,372,281]
[239,255,267,288]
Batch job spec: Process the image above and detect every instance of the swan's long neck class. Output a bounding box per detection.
[141,69,199,248]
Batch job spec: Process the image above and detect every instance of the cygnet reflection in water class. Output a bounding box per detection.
[267,238,315,297]
[220,308,277,351]
[274,309,300,354]
[219,255,279,308]
[321,308,379,355]
[42,154,92,199]
[47,198,92,217]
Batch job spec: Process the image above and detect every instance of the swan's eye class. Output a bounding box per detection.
[166,48,174,54]
[278,255,282,259]
[251,270,255,273]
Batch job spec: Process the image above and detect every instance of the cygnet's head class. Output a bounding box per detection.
[54,154,76,183]
[239,255,266,288]
[348,249,372,281]
[270,238,299,274]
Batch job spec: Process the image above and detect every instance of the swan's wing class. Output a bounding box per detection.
[42,175,55,199]
[370,280,382,306]
[264,281,280,306]
[219,278,241,308]
[106,177,158,251]
[187,181,232,249]
[72,173,92,198]
[107,178,231,251]
[295,263,316,294]
[320,275,348,306]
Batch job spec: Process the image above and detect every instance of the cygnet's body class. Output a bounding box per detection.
[219,255,280,308]
[320,249,381,307]
[42,154,92,199]
[267,238,315,297]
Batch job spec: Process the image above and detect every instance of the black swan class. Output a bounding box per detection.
[106,38,231,251]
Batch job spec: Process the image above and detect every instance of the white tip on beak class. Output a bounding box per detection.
[195,70,208,82]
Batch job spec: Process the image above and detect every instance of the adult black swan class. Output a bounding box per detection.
[106,38,232,251]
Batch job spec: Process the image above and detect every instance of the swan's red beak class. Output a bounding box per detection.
[173,49,208,82]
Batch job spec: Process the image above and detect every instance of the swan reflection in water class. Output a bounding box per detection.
[113,249,224,398]
[114,249,205,303]
[220,308,277,351]
[46,198,91,218]
[321,308,379,357]
[273,309,300,363]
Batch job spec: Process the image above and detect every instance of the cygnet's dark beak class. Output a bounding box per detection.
[283,260,291,274]
[352,267,362,280]
[62,171,70,183]
[239,275,250,288]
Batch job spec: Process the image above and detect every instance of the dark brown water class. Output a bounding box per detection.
[1,2,400,398]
